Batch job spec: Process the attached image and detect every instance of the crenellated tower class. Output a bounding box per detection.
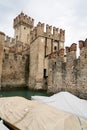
[13,12,34,45]
[29,20,65,89]
[0,12,65,92]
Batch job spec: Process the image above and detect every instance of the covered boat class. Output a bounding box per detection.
[0,96,87,130]
[32,92,87,120]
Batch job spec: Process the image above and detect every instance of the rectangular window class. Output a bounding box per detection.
[44,69,47,78]
[54,46,57,51]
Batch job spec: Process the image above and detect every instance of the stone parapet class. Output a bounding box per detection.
[78,39,87,49]
[70,43,77,51]
[30,23,65,43]
[79,40,85,49]
[65,47,70,53]
[48,38,87,99]
[59,49,64,55]
[0,31,5,36]
[0,31,5,45]
[13,12,34,28]
[84,39,87,46]
[49,52,58,59]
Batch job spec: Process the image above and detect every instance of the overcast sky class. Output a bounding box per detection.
[0,0,87,48]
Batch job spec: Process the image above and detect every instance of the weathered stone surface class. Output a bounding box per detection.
[1,53,28,88]
[48,43,87,99]
[0,12,87,100]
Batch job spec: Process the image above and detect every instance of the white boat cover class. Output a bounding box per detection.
[31,92,87,120]
[0,96,87,130]
[0,120,9,130]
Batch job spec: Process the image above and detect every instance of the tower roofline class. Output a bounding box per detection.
[13,12,34,28]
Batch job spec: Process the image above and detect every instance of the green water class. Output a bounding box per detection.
[0,89,48,100]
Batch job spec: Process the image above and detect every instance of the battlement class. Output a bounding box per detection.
[70,43,77,51]
[46,24,52,35]
[9,40,29,54]
[5,36,16,47]
[13,13,65,43]
[85,39,87,46]
[11,38,15,44]
[66,43,77,54]
[49,43,77,62]
[0,31,5,43]
[30,22,45,41]
[49,48,64,59]
[5,36,10,47]
[3,51,26,61]
[53,27,59,38]
[9,44,16,53]
[49,52,58,59]
[13,12,34,28]
[48,39,87,62]
[54,43,76,58]
[48,39,87,71]
[5,36,10,41]
[65,47,70,53]
[60,29,65,41]
[30,22,65,42]
[59,48,64,55]
[78,38,87,60]
[79,39,87,49]
[37,22,44,35]
[0,31,5,36]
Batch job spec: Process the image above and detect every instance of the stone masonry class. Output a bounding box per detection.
[48,41,87,99]
[0,12,87,99]
[0,12,65,90]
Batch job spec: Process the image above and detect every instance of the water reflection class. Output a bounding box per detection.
[0,89,47,100]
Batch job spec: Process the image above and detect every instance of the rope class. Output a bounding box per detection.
[77,116,84,130]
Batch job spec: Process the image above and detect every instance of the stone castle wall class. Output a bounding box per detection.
[0,12,87,99]
[29,18,65,89]
[1,52,28,89]
[29,38,39,88]
[0,31,29,89]
[48,40,87,99]
[30,22,65,43]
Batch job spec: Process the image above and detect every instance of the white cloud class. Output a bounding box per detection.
[0,0,87,48]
